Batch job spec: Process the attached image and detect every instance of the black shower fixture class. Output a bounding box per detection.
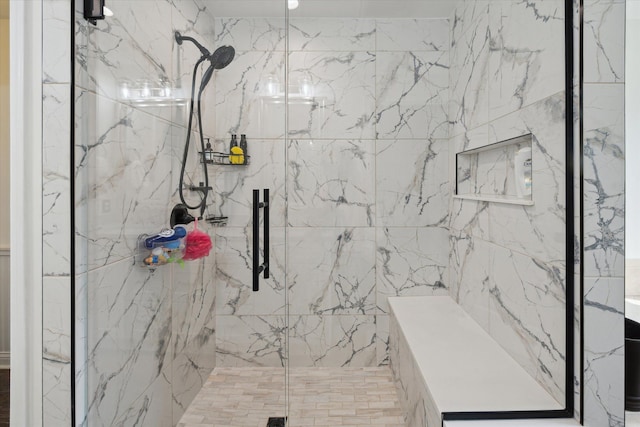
[175,32,211,58]
[84,0,105,25]
[174,32,236,78]
[175,32,236,218]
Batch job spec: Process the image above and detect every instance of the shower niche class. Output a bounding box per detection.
[454,134,534,205]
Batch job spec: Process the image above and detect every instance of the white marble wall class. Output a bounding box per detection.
[74,1,218,425]
[580,0,626,425]
[211,17,451,368]
[448,0,567,404]
[43,0,73,424]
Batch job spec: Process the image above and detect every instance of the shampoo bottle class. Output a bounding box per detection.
[239,134,248,164]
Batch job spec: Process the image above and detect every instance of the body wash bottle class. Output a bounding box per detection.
[514,147,532,198]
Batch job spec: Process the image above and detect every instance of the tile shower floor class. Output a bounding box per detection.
[178,367,406,427]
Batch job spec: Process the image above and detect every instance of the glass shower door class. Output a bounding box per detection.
[74,1,289,426]
[283,2,453,426]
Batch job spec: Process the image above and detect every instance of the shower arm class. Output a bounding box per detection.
[175,31,210,59]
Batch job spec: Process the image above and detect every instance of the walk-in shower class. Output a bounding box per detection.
[73,1,574,426]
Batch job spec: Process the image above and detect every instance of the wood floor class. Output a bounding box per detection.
[0,370,8,426]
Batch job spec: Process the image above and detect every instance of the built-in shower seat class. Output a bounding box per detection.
[388,296,571,427]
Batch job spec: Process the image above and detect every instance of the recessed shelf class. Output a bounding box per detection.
[455,134,533,205]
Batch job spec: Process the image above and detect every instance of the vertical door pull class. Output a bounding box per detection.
[252,189,270,292]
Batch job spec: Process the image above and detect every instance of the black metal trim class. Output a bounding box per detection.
[263,189,270,279]
[443,410,575,422]
[578,0,585,422]
[70,0,77,424]
[565,0,577,415]
[253,189,261,292]
[83,0,105,25]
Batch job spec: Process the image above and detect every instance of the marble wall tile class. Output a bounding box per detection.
[289,18,376,52]
[376,139,449,227]
[287,228,376,315]
[488,92,566,174]
[209,138,286,228]
[43,0,71,83]
[214,50,287,139]
[214,227,285,315]
[449,1,490,138]
[43,84,71,277]
[288,315,377,368]
[449,198,490,240]
[376,51,449,139]
[75,1,174,101]
[43,4,72,421]
[489,166,566,265]
[488,245,566,404]
[450,123,490,153]
[215,18,286,52]
[82,260,173,427]
[389,313,434,427]
[287,139,375,227]
[583,277,625,427]
[449,232,492,331]
[376,227,449,314]
[75,91,175,269]
[582,83,625,278]
[487,95,567,265]
[583,0,625,83]
[450,0,490,44]
[580,1,626,424]
[288,51,376,139]
[43,277,72,426]
[171,258,217,424]
[487,0,565,121]
[215,315,287,367]
[377,19,449,52]
[376,314,390,366]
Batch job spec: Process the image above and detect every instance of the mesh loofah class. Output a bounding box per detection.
[182,219,212,260]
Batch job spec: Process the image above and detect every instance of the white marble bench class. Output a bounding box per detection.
[628,296,640,323]
[388,296,564,427]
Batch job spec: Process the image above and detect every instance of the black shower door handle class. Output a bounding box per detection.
[252,189,270,292]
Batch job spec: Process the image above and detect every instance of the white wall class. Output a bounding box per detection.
[0,18,10,366]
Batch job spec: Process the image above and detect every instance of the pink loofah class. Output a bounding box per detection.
[182,219,212,260]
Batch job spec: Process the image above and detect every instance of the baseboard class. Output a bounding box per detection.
[0,351,9,369]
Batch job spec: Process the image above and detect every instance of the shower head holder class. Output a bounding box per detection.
[174,31,211,58]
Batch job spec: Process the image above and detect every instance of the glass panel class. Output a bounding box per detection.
[74,1,287,425]
[284,0,568,425]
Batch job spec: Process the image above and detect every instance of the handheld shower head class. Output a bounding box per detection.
[209,46,235,70]
[199,46,236,94]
